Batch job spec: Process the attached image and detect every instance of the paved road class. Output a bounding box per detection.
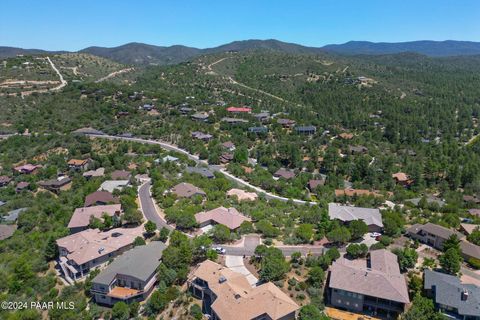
[138,181,173,231]
[89,134,317,205]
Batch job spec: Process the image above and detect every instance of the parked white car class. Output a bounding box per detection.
[212,246,226,254]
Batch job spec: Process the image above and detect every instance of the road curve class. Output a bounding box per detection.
[88,134,317,205]
[138,181,173,231]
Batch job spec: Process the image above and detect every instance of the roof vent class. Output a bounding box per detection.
[219,276,227,284]
[461,289,469,301]
[98,247,105,254]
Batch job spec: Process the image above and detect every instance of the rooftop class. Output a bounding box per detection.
[424,269,480,317]
[329,249,409,304]
[406,223,465,240]
[191,260,299,320]
[56,226,144,266]
[98,180,129,193]
[195,206,250,230]
[83,167,105,178]
[93,241,166,286]
[171,182,206,198]
[328,203,383,228]
[84,191,119,207]
[67,204,122,230]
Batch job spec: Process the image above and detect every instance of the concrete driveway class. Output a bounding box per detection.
[225,255,258,286]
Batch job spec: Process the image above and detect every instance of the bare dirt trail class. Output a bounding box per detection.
[0,57,67,97]
[95,67,135,83]
[207,56,300,105]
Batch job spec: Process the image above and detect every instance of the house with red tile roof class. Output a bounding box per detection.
[227,106,251,113]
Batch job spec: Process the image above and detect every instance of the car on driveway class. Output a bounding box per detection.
[370,232,382,238]
[212,246,226,254]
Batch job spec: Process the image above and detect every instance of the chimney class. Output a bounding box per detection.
[461,289,469,301]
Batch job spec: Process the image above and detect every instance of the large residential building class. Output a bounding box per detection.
[98,180,130,193]
[67,204,122,234]
[328,203,383,232]
[188,260,299,320]
[67,159,91,171]
[186,167,215,179]
[13,164,41,174]
[407,222,480,263]
[38,176,72,193]
[84,191,119,207]
[195,206,250,231]
[406,223,464,249]
[327,249,410,318]
[424,269,480,320]
[170,182,206,198]
[91,241,166,306]
[56,227,144,282]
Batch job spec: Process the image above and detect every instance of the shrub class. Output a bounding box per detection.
[468,257,480,269]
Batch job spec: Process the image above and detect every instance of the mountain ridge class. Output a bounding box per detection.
[2,39,480,65]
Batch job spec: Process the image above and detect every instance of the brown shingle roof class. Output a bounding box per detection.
[274,168,295,180]
[68,159,89,166]
[329,249,409,304]
[84,191,119,207]
[110,170,131,180]
[171,182,206,198]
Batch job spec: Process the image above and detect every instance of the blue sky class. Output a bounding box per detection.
[1,0,479,50]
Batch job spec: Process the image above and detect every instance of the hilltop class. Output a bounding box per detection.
[2,39,480,66]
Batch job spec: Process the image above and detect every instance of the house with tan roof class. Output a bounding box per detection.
[67,204,122,234]
[56,226,144,282]
[13,163,41,174]
[188,260,299,320]
[83,167,105,179]
[335,188,384,198]
[327,249,410,317]
[392,172,413,187]
[67,159,91,171]
[226,188,258,202]
[195,207,250,231]
[170,182,206,199]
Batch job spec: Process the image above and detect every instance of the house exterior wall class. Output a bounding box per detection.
[330,288,364,312]
[367,224,383,233]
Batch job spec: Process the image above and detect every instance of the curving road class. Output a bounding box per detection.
[138,180,173,231]
[88,134,317,205]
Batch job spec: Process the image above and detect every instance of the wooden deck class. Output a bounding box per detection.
[108,286,140,299]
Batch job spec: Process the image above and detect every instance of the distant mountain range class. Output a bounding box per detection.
[2,39,480,65]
